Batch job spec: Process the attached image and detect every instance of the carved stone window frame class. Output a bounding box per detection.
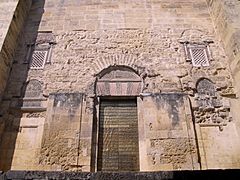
[25,32,55,69]
[183,42,213,67]
[29,44,53,69]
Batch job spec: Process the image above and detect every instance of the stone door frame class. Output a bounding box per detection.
[92,66,143,172]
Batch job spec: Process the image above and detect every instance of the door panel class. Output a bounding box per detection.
[97,99,139,171]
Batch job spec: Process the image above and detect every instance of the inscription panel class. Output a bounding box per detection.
[98,99,139,171]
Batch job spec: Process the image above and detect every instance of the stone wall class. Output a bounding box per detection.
[0,0,18,50]
[0,0,31,101]
[0,0,32,170]
[209,0,240,168]
[39,93,93,171]
[138,94,199,171]
[0,0,44,171]
[206,0,240,137]
[207,0,240,85]
[38,0,213,31]
[0,0,240,171]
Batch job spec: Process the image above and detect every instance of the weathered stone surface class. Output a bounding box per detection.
[0,0,32,102]
[207,0,240,135]
[39,93,92,171]
[138,94,199,171]
[0,0,240,172]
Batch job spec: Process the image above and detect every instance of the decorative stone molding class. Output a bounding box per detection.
[179,29,214,67]
[96,66,143,96]
[26,32,56,67]
[25,112,46,118]
[183,42,212,67]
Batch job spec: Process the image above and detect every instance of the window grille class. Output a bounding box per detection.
[190,47,209,67]
[184,43,211,67]
[30,50,48,69]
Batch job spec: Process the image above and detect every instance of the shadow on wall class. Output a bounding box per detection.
[90,97,98,172]
[0,0,45,171]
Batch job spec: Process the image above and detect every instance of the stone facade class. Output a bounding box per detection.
[0,0,240,172]
[0,0,32,101]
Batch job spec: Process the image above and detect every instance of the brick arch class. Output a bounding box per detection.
[97,65,141,79]
[91,54,142,76]
[95,66,143,96]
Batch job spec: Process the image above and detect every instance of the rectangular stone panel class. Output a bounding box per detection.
[40,93,86,171]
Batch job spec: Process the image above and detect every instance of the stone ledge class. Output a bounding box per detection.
[1,170,240,180]
[20,107,47,112]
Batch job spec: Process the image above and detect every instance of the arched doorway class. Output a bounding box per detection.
[95,66,142,171]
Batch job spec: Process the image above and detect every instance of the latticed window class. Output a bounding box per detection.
[184,43,212,67]
[30,50,48,69]
[26,32,55,69]
[189,47,209,67]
